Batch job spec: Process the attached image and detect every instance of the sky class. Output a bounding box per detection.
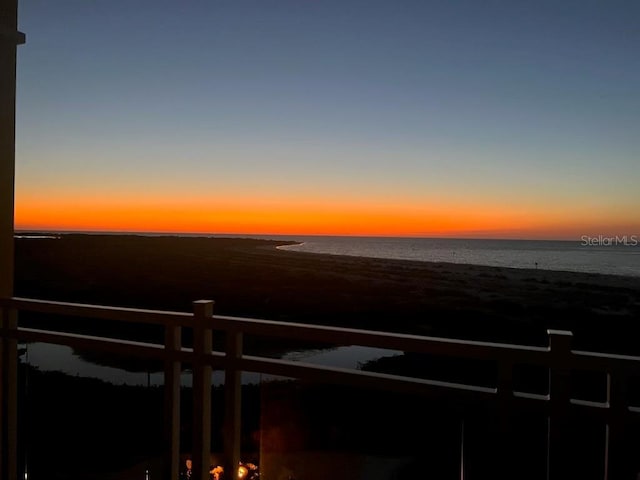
[14,0,640,239]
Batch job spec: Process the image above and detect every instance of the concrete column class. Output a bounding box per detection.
[0,0,24,298]
[1,3,25,479]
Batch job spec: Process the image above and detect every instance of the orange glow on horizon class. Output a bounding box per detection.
[14,193,639,240]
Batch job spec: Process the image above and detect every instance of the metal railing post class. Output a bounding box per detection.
[164,321,182,480]
[547,329,572,480]
[496,360,514,480]
[224,330,243,479]
[192,301,213,480]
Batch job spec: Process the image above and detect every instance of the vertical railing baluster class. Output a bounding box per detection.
[224,329,243,480]
[547,329,572,480]
[192,301,214,480]
[497,360,514,480]
[460,418,465,480]
[164,320,182,480]
[604,372,629,480]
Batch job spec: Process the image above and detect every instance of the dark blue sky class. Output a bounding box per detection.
[14,0,640,237]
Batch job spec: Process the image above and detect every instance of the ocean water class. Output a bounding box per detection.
[275,236,640,278]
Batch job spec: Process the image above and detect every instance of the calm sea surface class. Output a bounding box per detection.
[274,236,640,278]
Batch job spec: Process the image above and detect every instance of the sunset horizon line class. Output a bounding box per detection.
[13,226,639,243]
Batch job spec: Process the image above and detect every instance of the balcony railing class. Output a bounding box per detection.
[1,296,639,480]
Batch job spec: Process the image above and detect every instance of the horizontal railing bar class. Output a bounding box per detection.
[569,400,611,421]
[513,391,549,401]
[2,322,541,401]
[214,315,551,362]
[16,328,234,372]
[3,297,192,326]
[238,354,497,399]
[16,327,229,367]
[509,395,640,420]
[12,325,503,397]
[12,327,499,400]
[512,391,550,413]
[570,398,608,409]
[14,327,171,361]
[571,350,640,372]
[16,326,420,386]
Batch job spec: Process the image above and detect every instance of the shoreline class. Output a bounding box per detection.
[277,239,640,279]
[17,230,640,279]
[278,243,640,282]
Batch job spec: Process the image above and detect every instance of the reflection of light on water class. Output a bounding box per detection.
[19,343,156,386]
[258,346,403,384]
[20,343,401,387]
[282,345,402,369]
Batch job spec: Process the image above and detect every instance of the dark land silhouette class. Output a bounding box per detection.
[12,234,640,479]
